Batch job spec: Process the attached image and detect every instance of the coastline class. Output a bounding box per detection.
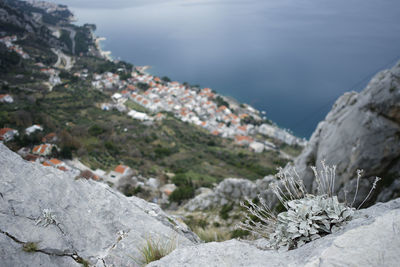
[94,36,112,61]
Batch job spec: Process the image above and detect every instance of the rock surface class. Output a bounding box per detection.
[150,198,400,266]
[0,144,199,267]
[184,176,275,211]
[292,62,400,205]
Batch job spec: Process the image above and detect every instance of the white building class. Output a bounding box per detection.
[250,142,265,153]
[106,165,133,183]
[0,128,18,142]
[0,94,13,103]
[25,124,43,135]
[128,110,151,121]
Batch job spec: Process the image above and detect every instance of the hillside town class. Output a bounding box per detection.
[0,35,30,59]
[93,69,306,152]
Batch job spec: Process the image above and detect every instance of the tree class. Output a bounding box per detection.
[161,76,171,83]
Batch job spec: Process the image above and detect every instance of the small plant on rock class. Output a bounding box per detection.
[36,209,57,227]
[237,161,380,250]
[134,236,176,265]
[22,242,38,253]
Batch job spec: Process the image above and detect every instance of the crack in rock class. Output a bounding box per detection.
[0,228,88,265]
[110,229,130,251]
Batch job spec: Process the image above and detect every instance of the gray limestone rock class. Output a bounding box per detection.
[0,144,199,267]
[184,177,275,211]
[292,62,400,206]
[149,198,400,266]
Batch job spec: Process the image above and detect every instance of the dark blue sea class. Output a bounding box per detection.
[50,0,400,138]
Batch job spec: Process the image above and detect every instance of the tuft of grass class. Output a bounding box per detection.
[135,236,176,265]
[230,229,250,239]
[193,227,230,243]
[219,203,234,220]
[22,242,38,253]
[76,257,90,267]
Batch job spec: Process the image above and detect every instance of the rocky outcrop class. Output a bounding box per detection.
[0,1,68,51]
[0,144,199,267]
[184,176,276,211]
[150,198,400,266]
[292,62,400,206]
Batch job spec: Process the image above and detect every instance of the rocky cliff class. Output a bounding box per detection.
[150,198,400,266]
[0,144,199,266]
[186,62,400,211]
[292,61,400,206]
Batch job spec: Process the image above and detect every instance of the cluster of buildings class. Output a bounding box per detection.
[0,125,74,173]
[91,71,123,90]
[95,69,305,152]
[0,35,30,59]
[0,125,141,184]
[26,0,73,18]
[39,67,62,87]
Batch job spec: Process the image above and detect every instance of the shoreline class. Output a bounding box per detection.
[94,36,112,61]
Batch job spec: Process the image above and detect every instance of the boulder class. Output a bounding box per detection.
[149,198,400,266]
[0,144,199,267]
[184,176,275,211]
[292,62,400,206]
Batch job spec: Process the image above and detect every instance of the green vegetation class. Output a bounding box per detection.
[194,227,230,243]
[135,237,176,265]
[230,229,250,239]
[74,25,92,55]
[22,242,38,253]
[59,30,72,52]
[183,215,208,230]
[161,76,171,83]
[75,256,90,267]
[215,95,230,108]
[219,203,234,220]
[169,186,195,204]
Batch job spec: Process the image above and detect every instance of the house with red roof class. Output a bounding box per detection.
[234,135,253,146]
[32,144,54,156]
[106,164,133,182]
[0,128,18,142]
[42,158,69,171]
[25,124,43,135]
[42,133,58,143]
[0,94,13,103]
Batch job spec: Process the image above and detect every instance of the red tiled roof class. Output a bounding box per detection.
[235,135,253,143]
[0,128,13,139]
[238,125,247,132]
[49,158,62,165]
[42,132,56,143]
[211,130,220,136]
[115,165,128,174]
[40,145,48,154]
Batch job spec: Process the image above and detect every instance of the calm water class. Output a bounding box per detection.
[50,0,400,138]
